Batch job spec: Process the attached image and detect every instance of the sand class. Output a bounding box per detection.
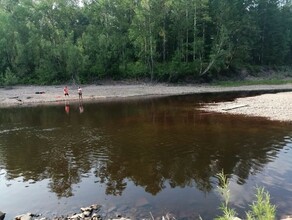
[1,83,292,122]
[202,91,292,122]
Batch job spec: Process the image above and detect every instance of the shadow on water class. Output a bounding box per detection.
[0,91,292,219]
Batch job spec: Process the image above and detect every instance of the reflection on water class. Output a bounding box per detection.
[0,92,292,219]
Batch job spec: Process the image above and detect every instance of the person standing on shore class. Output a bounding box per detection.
[64,86,70,113]
[78,86,82,101]
[64,86,69,97]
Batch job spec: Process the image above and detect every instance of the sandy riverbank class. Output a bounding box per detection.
[1,83,292,122]
[201,89,292,122]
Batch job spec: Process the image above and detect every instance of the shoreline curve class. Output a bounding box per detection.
[1,83,292,122]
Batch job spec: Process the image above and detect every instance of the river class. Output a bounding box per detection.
[0,92,292,219]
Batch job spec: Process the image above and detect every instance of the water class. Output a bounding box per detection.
[0,92,292,219]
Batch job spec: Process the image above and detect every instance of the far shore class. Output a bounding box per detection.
[1,83,292,122]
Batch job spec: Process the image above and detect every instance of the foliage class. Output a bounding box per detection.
[0,0,292,84]
[215,171,276,220]
[246,187,276,220]
[2,68,19,86]
[215,172,237,220]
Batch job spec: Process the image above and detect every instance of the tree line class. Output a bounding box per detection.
[0,0,292,85]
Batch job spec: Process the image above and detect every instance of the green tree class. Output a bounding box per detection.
[1,0,292,84]
[129,0,159,80]
[252,0,289,65]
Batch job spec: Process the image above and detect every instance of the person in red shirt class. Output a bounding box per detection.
[64,86,69,97]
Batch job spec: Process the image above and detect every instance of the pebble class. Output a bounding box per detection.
[13,202,286,220]
[80,207,92,213]
[15,213,39,220]
[91,205,101,211]
[83,211,91,217]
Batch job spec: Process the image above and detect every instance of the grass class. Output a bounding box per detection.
[246,187,276,220]
[214,171,276,220]
[214,172,238,220]
[212,66,292,87]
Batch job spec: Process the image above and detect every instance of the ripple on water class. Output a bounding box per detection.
[0,126,31,134]
[260,139,292,186]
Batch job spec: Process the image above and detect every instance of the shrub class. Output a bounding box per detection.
[3,68,18,86]
[214,171,276,220]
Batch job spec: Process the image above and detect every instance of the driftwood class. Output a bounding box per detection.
[222,104,249,111]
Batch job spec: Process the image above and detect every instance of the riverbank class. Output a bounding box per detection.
[1,83,292,121]
[0,83,292,107]
[202,90,292,122]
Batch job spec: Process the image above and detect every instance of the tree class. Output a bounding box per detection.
[129,0,159,80]
[251,0,289,65]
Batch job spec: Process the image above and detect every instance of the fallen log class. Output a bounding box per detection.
[222,104,249,111]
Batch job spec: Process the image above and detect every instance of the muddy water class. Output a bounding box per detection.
[0,92,292,219]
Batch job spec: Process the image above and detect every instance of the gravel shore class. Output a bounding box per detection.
[1,83,292,122]
[202,91,292,122]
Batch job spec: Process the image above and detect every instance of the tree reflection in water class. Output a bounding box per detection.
[0,93,291,199]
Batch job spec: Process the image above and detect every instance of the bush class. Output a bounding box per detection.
[214,172,276,220]
[246,187,276,220]
[120,61,148,79]
[3,68,18,86]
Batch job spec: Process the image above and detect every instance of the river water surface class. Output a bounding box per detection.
[1,92,292,219]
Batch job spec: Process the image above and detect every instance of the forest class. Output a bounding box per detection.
[0,0,292,85]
